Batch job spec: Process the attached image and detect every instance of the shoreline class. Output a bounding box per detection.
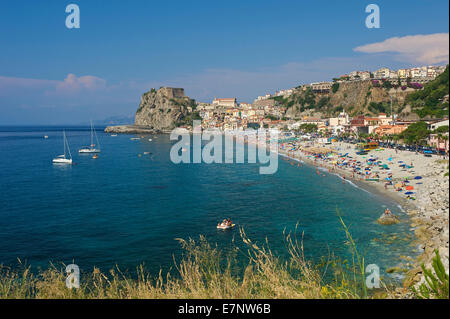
[105,127,448,294]
[278,148,413,211]
[277,140,449,295]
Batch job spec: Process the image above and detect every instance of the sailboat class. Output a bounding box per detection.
[53,130,73,164]
[79,120,101,153]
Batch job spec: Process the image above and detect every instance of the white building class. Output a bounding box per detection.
[212,98,237,108]
[275,89,294,97]
[429,119,449,131]
[329,111,350,127]
[374,67,391,79]
[359,71,371,80]
[310,82,332,92]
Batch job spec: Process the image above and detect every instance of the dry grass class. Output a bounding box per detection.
[0,224,389,299]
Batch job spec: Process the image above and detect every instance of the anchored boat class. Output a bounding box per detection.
[53,131,72,164]
[79,120,101,153]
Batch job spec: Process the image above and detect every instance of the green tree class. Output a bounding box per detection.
[400,121,431,150]
[331,82,340,93]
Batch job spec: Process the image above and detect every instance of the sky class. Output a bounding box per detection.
[0,0,449,125]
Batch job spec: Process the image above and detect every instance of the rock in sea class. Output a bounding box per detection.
[377,213,400,225]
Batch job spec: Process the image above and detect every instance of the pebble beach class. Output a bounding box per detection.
[278,140,449,293]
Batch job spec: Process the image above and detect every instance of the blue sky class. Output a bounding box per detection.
[0,0,449,124]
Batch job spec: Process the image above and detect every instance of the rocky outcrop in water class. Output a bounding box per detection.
[376,213,400,225]
[134,87,196,130]
[105,87,197,133]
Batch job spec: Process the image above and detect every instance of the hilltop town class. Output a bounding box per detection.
[105,64,448,154]
[189,65,448,150]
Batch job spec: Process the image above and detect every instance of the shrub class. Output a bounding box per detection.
[332,83,340,93]
[411,250,449,299]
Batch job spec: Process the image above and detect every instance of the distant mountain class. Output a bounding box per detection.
[93,115,135,126]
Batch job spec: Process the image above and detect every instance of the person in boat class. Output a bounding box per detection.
[384,208,392,216]
[227,218,232,226]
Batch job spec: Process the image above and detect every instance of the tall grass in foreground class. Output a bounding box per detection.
[0,218,387,299]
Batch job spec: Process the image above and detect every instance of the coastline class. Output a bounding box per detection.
[104,125,164,134]
[104,126,449,294]
[277,140,449,294]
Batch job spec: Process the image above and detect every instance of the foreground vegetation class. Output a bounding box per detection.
[0,222,448,299]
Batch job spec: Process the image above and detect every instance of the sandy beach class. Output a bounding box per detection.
[278,140,449,293]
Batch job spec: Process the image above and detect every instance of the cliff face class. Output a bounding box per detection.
[134,87,196,130]
[284,80,413,119]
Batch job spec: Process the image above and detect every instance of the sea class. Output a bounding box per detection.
[0,126,418,282]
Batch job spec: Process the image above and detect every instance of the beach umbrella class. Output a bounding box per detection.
[405,186,414,190]
[394,183,402,188]
[414,176,422,180]
[405,191,415,195]
[385,177,392,181]
[388,157,392,161]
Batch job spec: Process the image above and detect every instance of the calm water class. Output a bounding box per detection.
[0,126,417,280]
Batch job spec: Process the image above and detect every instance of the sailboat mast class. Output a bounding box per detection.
[90,120,94,148]
[63,130,66,158]
[67,133,72,159]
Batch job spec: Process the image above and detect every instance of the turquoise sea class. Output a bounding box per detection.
[0,126,418,281]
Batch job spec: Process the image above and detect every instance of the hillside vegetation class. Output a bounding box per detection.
[407,65,449,118]
[273,66,449,120]
[278,80,410,119]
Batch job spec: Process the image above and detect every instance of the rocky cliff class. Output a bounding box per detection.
[283,80,414,119]
[134,87,197,130]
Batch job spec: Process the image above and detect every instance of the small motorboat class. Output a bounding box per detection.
[111,134,117,137]
[92,154,98,159]
[44,135,49,139]
[217,223,235,230]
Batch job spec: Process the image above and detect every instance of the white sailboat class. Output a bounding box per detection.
[53,130,73,164]
[79,120,101,153]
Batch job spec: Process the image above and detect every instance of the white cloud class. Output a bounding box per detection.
[0,73,108,97]
[56,73,107,91]
[354,33,449,65]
